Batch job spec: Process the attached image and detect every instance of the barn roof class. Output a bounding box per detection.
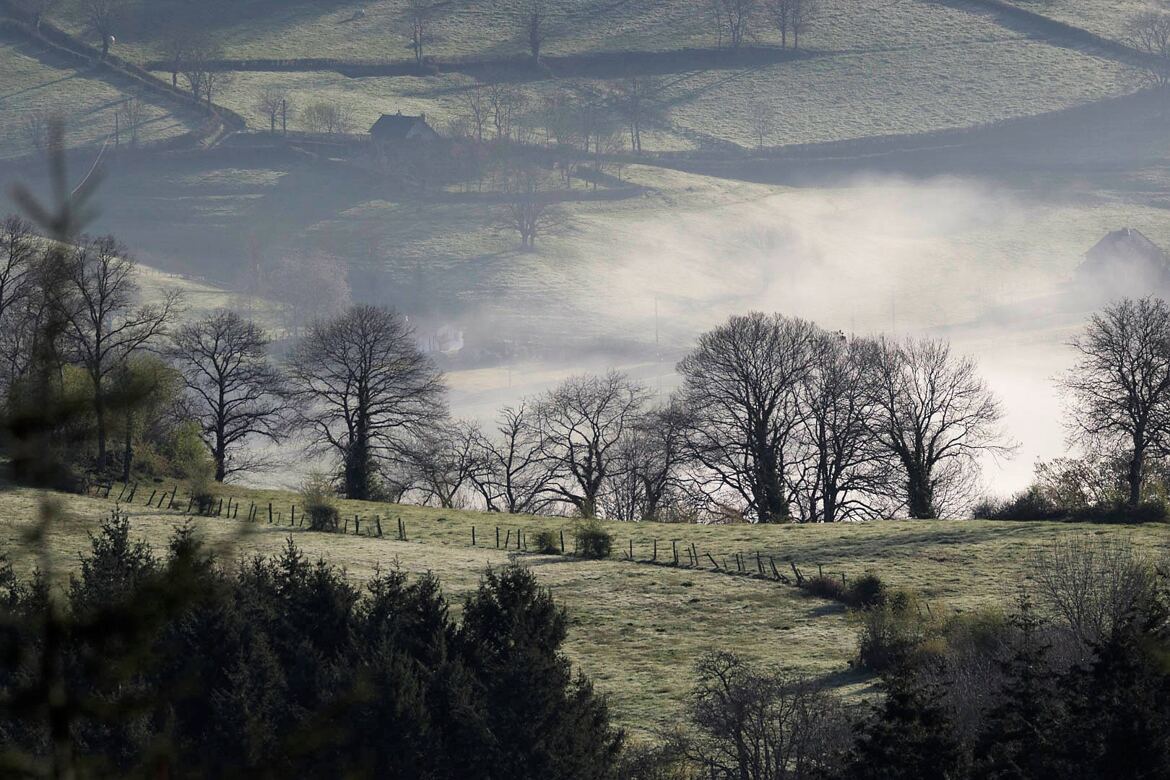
[369,112,432,139]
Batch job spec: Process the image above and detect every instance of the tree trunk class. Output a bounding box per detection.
[94,383,108,472]
[1128,442,1145,509]
[121,410,133,482]
[906,463,935,519]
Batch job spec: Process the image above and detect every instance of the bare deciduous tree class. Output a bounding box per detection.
[266,251,351,338]
[0,216,39,392]
[1062,297,1170,509]
[401,420,482,508]
[469,403,558,513]
[872,336,1010,519]
[182,36,231,107]
[688,651,853,779]
[403,0,435,67]
[678,312,819,523]
[793,334,897,523]
[523,0,550,64]
[458,85,490,144]
[748,102,775,149]
[63,236,181,473]
[764,0,816,48]
[117,96,145,147]
[501,167,559,250]
[81,0,120,56]
[169,310,287,482]
[602,399,691,521]
[536,371,649,518]
[257,85,291,134]
[710,0,756,49]
[1128,10,1170,88]
[618,76,663,154]
[288,305,447,500]
[301,101,353,134]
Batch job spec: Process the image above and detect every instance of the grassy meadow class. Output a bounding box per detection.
[5,480,1170,734]
[0,34,200,159]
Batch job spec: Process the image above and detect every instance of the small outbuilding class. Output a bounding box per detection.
[1076,228,1170,299]
[369,111,440,143]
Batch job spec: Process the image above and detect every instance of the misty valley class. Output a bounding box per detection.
[3,0,1170,777]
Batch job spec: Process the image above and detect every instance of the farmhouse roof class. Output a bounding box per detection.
[1076,228,1170,295]
[369,111,436,139]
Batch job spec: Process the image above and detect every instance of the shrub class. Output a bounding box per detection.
[855,593,932,673]
[848,571,888,608]
[974,486,1066,521]
[573,520,612,559]
[189,474,217,515]
[300,472,339,532]
[802,574,848,603]
[533,529,560,554]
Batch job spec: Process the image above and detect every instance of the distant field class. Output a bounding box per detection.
[1000,0,1149,43]
[5,483,1169,733]
[0,34,199,159]
[55,0,1021,65]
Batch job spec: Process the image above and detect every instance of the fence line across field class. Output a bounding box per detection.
[93,481,852,587]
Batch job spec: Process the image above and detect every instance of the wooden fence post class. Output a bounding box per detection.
[290,505,296,526]
[472,526,476,546]
[344,518,349,533]
[706,553,720,570]
[216,498,223,516]
[148,489,157,506]
[186,496,194,513]
[653,539,657,562]
[355,515,360,535]
[116,483,127,501]
[757,552,764,575]
[691,543,699,567]
[376,516,383,537]
[560,529,565,553]
[268,503,273,523]
[496,527,500,548]
[672,540,679,566]
[628,539,634,561]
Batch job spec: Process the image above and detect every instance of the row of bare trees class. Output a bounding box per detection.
[711,0,819,50]
[393,313,1008,522]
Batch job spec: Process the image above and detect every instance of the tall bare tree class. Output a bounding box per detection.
[602,399,691,521]
[459,85,490,144]
[710,0,756,49]
[1062,297,1170,510]
[678,312,819,523]
[401,420,482,508]
[501,167,558,250]
[523,0,550,63]
[169,310,286,482]
[266,251,351,338]
[793,333,896,522]
[63,236,180,473]
[1129,10,1170,88]
[116,96,145,147]
[182,35,230,107]
[288,305,447,500]
[81,0,120,56]
[469,403,557,513]
[0,217,40,392]
[872,336,1009,519]
[256,85,290,134]
[748,102,775,149]
[536,371,649,517]
[764,0,816,48]
[403,0,435,67]
[617,77,662,154]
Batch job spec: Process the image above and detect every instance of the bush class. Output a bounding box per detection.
[848,571,888,608]
[300,472,339,532]
[533,529,561,554]
[189,474,217,515]
[801,570,887,609]
[855,593,931,673]
[1074,500,1168,525]
[573,520,612,559]
[802,574,848,603]
[974,486,1066,521]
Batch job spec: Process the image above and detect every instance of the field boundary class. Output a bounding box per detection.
[88,480,847,591]
[0,0,246,148]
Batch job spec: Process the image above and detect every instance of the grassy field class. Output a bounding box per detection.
[0,34,201,159]
[1000,0,1149,43]
[5,482,1170,734]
